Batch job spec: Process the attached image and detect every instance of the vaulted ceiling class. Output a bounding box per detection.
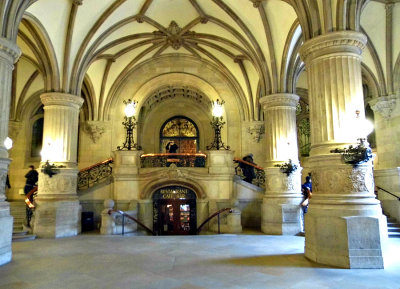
[4,0,399,122]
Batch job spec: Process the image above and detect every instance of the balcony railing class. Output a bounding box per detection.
[141,153,207,168]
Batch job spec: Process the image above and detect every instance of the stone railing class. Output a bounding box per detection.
[140,153,207,168]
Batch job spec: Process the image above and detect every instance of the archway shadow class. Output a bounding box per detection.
[208,254,338,269]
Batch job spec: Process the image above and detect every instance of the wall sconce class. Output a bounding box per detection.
[330,138,373,166]
[40,142,65,177]
[41,160,65,177]
[275,159,298,176]
[117,99,142,151]
[331,110,374,166]
[206,99,230,150]
[3,137,12,150]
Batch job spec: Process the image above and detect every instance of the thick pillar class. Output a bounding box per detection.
[259,93,302,235]
[300,31,386,268]
[33,93,84,238]
[0,37,20,265]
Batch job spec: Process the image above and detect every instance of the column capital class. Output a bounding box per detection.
[299,31,367,64]
[369,95,397,119]
[40,92,84,109]
[0,37,21,64]
[259,93,299,111]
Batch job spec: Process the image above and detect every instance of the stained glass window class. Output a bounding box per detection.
[160,116,199,153]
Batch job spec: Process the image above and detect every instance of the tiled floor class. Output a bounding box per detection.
[0,232,399,289]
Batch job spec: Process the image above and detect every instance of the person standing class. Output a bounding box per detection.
[240,153,257,184]
[166,141,179,153]
[301,175,312,233]
[24,165,38,227]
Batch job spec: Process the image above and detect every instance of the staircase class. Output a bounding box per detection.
[387,216,400,238]
[9,201,36,242]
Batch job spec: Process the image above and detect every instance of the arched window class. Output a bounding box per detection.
[31,106,44,158]
[160,116,199,153]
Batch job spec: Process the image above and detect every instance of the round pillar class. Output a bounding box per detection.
[259,93,303,235]
[300,31,386,268]
[0,37,20,265]
[33,93,84,238]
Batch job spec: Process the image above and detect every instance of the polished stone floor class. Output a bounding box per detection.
[0,232,399,289]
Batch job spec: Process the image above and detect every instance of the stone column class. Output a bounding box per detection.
[33,93,84,238]
[259,93,302,235]
[0,37,20,265]
[300,31,386,268]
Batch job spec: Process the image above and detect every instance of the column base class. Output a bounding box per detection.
[33,199,81,238]
[261,167,303,235]
[261,201,302,235]
[0,214,13,265]
[305,212,387,268]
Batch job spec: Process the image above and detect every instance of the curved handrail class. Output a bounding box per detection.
[233,158,263,170]
[376,186,400,201]
[24,186,38,209]
[79,157,113,172]
[197,208,232,234]
[108,209,155,235]
[78,158,113,190]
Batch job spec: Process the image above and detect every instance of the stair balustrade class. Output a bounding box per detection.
[78,158,113,190]
[233,158,265,187]
[108,209,155,236]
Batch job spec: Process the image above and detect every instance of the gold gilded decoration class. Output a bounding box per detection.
[162,118,197,137]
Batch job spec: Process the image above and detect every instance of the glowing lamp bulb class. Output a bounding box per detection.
[212,102,223,118]
[4,137,12,150]
[124,102,136,117]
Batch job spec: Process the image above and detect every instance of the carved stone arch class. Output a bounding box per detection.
[393,51,400,94]
[140,178,206,200]
[361,63,382,101]
[80,74,96,121]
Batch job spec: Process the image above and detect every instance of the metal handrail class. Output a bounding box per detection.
[376,186,400,201]
[78,158,113,190]
[233,158,265,187]
[108,209,155,235]
[197,208,232,234]
[24,186,38,209]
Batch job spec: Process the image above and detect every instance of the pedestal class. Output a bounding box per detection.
[33,169,81,238]
[261,167,303,235]
[305,155,387,268]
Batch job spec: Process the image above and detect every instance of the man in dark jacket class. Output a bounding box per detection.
[24,165,38,227]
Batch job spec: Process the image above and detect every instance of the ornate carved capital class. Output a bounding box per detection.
[84,121,107,143]
[259,93,299,111]
[246,122,265,143]
[370,95,397,119]
[40,92,84,109]
[300,31,367,64]
[0,37,21,64]
[73,0,83,5]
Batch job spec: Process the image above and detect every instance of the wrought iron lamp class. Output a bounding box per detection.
[40,142,65,177]
[330,110,374,166]
[117,99,142,151]
[275,159,298,176]
[206,99,230,150]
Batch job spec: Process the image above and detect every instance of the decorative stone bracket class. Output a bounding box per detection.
[84,121,107,143]
[370,95,397,120]
[247,123,265,143]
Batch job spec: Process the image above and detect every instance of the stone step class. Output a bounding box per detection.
[388,232,400,238]
[388,228,400,232]
[13,230,28,236]
[12,234,36,242]
[388,223,400,228]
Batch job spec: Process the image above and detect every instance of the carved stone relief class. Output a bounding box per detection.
[84,121,106,143]
[38,173,77,195]
[370,96,397,119]
[247,124,265,143]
